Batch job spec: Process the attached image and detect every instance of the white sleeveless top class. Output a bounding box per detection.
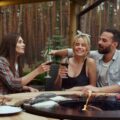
[98,60,112,86]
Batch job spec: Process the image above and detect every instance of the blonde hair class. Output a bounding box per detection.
[72,31,91,54]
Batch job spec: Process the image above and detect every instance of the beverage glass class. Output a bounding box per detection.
[60,59,68,79]
[45,54,52,78]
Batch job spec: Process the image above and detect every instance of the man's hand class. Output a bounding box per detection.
[49,50,57,55]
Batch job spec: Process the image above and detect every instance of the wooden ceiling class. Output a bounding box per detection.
[0,0,87,7]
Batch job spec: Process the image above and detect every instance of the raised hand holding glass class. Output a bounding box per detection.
[60,58,68,79]
[45,54,52,78]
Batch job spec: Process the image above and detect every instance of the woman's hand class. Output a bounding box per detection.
[28,87,39,92]
[67,85,99,93]
[22,86,39,92]
[58,65,68,78]
[67,86,84,91]
[37,61,50,74]
[82,85,99,93]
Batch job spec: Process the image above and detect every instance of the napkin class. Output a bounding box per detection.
[50,96,72,102]
[32,100,58,108]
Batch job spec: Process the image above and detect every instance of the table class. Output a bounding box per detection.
[0,91,82,120]
[1,91,120,120]
[0,112,57,120]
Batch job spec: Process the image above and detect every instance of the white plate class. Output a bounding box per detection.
[0,105,22,115]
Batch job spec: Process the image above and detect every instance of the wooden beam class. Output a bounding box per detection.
[0,0,56,6]
[0,0,88,7]
[77,0,107,29]
[78,0,107,16]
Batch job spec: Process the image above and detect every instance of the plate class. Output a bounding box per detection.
[0,105,22,115]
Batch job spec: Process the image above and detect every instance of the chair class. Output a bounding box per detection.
[45,63,59,91]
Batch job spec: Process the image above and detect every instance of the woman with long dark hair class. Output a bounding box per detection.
[0,33,49,94]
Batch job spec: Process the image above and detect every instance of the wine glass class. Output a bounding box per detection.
[44,54,52,78]
[60,58,68,79]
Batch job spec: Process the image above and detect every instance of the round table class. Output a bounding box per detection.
[4,91,120,120]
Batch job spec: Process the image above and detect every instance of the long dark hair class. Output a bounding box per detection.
[0,33,23,76]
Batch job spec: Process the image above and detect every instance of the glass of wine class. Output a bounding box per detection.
[60,58,68,79]
[44,54,52,79]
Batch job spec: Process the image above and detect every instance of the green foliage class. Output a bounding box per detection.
[23,63,46,85]
[30,73,46,85]
[52,35,68,50]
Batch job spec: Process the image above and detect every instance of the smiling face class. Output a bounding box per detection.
[72,36,90,57]
[16,36,25,55]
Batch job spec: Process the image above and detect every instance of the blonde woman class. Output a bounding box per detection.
[55,31,97,90]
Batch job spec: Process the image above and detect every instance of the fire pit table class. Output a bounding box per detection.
[22,93,120,120]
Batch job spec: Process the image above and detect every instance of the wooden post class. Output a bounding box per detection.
[69,0,87,47]
[69,0,77,47]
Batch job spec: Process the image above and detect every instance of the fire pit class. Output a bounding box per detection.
[22,93,120,120]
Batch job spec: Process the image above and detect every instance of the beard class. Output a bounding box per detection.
[98,45,111,54]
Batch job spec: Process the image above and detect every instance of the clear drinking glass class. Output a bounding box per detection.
[60,59,68,79]
[44,54,52,78]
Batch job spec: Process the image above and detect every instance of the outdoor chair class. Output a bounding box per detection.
[45,63,59,91]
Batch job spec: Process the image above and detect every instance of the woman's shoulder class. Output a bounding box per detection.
[0,56,9,65]
[86,57,96,64]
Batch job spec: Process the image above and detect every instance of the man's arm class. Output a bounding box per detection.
[50,48,73,58]
[50,49,98,59]
[68,84,120,93]
[97,84,120,93]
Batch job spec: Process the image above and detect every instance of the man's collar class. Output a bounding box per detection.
[98,49,118,61]
[112,49,119,60]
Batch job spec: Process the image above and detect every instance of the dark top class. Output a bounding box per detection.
[62,58,89,89]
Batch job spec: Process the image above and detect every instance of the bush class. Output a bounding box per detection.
[23,63,46,85]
